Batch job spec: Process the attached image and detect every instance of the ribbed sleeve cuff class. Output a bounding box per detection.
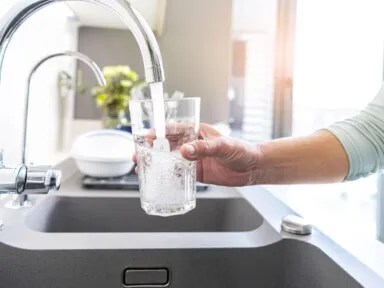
[324,121,376,182]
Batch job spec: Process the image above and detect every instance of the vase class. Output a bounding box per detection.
[102,109,121,129]
[114,124,132,133]
[113,109,133,133]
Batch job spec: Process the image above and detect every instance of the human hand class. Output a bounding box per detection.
[179,124,261,186]
[133,123,261,187]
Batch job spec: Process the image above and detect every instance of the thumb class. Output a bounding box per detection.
[180,137,232,160]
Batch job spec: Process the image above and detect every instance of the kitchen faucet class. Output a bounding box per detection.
[0,0,165,198]
[8,51,106,208]
[22,51,106,167]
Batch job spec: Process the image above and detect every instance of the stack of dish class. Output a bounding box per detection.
[71,129,136,178]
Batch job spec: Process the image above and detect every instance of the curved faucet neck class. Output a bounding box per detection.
[0,0,164,83]
[22,51,106,165]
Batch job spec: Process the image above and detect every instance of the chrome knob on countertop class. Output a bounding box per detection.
[281,214,313,235]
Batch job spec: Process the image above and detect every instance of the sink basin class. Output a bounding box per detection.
[0,232,373,288]
[26,196,263,233]
[0,183,382,287]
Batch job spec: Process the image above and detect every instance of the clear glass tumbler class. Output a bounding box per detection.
[129,97,200,216]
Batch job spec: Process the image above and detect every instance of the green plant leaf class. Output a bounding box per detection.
[91,86,104,96]
[115,65,130,74]
[105,94,115,105]
[127,71,139,81]
[85,65,143,116]
[103,66,117,77]
[120,80,133,88]
[96,94,108,107]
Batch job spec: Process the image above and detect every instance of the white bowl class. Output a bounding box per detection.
[71,129,136,178]
[74,158,135,178]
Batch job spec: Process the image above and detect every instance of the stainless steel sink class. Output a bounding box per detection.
[0,164,383,287]
[26,196,263,233]
[0,227,377,288]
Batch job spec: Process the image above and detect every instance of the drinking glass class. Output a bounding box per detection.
[129,97,200,216]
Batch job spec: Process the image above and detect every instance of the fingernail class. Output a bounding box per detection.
[184,144,196,156]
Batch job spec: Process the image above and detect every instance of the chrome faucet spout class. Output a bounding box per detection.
[0,0,165,83]
[0,0,165,201]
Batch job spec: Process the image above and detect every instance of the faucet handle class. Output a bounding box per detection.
[45,169,61,191]
[24,165,61,194]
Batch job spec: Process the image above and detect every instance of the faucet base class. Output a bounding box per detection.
[4,195,33,209]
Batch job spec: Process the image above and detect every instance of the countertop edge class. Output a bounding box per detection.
[236,184,384,284]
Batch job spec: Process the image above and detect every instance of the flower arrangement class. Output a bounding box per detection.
[91,65,144,128]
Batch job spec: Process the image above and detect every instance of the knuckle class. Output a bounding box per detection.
[199,140,211,154]
[218,137,237,158]
[219,137,234,150]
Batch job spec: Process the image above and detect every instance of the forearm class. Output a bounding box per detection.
[253,130,349,185]
[254,83,384,184]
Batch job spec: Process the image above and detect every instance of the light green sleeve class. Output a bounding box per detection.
[325,83,384,181]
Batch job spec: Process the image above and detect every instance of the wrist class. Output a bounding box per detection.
[247,143,269,185]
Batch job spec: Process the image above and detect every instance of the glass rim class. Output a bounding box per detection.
[129,97,200,104]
